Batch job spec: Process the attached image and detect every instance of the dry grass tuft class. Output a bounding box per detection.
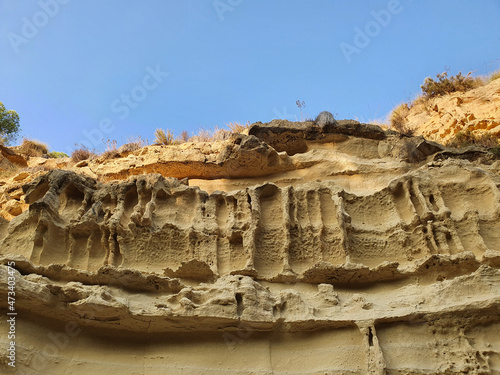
[212,126,232,141]
[390,103,414,136]
[188,127,233,142]
[226,121,251,134]
[488,69,500,83]
[193,128,212,143]
[178,131,190,143]
[101,139,119,159]
[126,135,149,148]
[71,145,97,162]
[154,128,175,145]
[18,138,49,157]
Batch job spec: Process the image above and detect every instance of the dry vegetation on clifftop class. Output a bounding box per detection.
[390,71,500,148]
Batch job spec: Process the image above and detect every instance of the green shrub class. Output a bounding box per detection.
[421,71,482,99]
[48,151,69,158]
[0,102,20,145]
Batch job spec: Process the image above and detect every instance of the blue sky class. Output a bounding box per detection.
[1,0,499,153]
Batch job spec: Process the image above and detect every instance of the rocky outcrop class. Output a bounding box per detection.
[1,125,445,223]
[87,134,296,182]
[0,144,27,170]
[0,121,499,374]
[406,78,500,144]
[248,119,387,155]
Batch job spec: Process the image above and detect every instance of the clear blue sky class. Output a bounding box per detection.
[1,0,499,153]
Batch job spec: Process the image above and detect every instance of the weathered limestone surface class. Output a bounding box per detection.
[1,122,500,374]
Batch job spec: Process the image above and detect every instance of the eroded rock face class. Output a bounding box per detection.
[88,134,295,182]
[0,123,499,374]
[3,162,499,281]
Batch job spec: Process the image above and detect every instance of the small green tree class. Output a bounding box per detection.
[0,102,20,145]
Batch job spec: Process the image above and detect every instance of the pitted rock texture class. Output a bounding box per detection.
[0,122,500,374]
[4,161,499,281]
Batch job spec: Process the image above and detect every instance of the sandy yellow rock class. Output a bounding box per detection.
[406,78,500,144]
[0,120,499,374]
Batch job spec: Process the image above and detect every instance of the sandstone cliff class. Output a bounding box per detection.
[1,121,500,374]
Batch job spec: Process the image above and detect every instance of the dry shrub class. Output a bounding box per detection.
[18,138,49,157]
[116,136,149,153]
[421,71,482,99]
[104,138,117,151]
[154,128,175,145]
[71,145,97,162]
[188,127,232,142]
[101,150,119,160]
[390,103,414,136]
[117,142,141,154]
[101,138,119,159]
[194,128,212,142]
[488,69,500,83]
[226,121,250,134]
[212,126,231,141]
[178,131,190,143]
[448,130,500,148]
[125,135,148,148]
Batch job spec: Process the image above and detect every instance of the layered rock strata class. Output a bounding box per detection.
[0,122,499,374]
